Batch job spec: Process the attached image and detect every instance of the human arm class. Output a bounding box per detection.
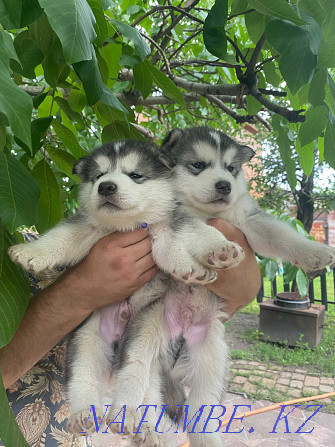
[0,228,157,388]
[206,219,261,320]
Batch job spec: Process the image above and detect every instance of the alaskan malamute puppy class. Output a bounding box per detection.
[108,127,335,447]
[8,139,235,438]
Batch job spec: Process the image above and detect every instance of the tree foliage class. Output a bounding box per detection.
[0,0,335,443]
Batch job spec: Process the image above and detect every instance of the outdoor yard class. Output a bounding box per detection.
[226,274,335,414]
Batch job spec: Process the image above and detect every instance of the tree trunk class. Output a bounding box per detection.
[296,172,314,233]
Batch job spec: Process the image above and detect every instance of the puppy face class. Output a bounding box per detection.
[160,127,255,214]
[73,140,173,228]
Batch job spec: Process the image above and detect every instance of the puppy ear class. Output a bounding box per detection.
[159,129,183,168]
[240,145,255,163]
[72,157,87,177]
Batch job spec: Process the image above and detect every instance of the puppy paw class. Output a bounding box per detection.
[106,406,141,436]
[67,408,104,436]
[172,264,217,285]
[134,423,165,446]
[8,244,54,273]
[296,245,335,271]
[206,241,244,270]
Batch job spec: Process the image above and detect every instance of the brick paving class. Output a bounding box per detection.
[229,359,335,412]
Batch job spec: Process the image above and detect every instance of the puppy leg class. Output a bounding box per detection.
[175,218,245,270]
[241,208,335,271]
[182,319,228,447]
[150,223,217,284]
[106,302,166,437]
[8,218,104,273]
[66,311,110,436]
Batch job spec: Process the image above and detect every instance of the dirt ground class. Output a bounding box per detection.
[225,312,259,350]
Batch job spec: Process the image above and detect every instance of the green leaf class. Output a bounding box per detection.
[321,2,335,40]
[0,370,29,447]
[87,0,108,47]
[0,0,15,29]
[20,0,43,27]
[110,18,150,60]
[272,115,297,190]
[296,269,308,297]
[144,60,185,107]
[32,91,48,109]
[28,11,54,56]
[0,31,20,66]
[133,61,152,99]
[101,42,122,87]
[308,69,327,106]
[68,87,87,113]
[247,0,307,26]
[297,105,329,146]
[318,36,335,68]
[73,54,128,118]
[0,153,40,232]
[203,0,228,59]
[245,11,266,44]
[266,14,322,94]
[42,36,70,88]
[11,31,44,79]
[246,95,262,115]
[265,260,278,281]
[46,145,80,181]
[101,121,144,143]
[2,0,22,28]
[299,0,328,24]
[295,139,315,177]
[0,64,32,149]
[263,60,281,87]
[54,97,85,128]
[0,224,30,447]
[324,121,335,169]
[38,0,96,64]
[52,121,87,158]
[0,126,5,151]
[31,116,53,155]
[231,0,248,15]
[283,262,298,283]
[32,159,63,232]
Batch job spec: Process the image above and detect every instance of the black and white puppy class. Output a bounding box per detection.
[8,139,234,439]
[109,127,335,447]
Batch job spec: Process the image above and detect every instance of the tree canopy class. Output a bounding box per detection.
[0,0,335,444]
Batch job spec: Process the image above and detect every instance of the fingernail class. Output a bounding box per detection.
[141,222,148,228]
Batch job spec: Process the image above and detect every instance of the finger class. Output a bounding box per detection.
[135,251,156,273]
[124,235,152,260]
[208,219,251,250]
[137,265,159,286]
[106,228,150,248]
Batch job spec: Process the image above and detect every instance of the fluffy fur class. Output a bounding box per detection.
[108,127,335,447]
[9,131,335,447]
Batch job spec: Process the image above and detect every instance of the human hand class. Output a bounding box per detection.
[63,228,158,313]
[206,219,261,321]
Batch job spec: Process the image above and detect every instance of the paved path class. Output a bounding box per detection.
[229,359,335,413]
[215,392,335,447]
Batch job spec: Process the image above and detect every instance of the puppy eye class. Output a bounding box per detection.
[227,165,234,173]
[192,162,206,170]
[129,172,143,179]
[96,172,105,179]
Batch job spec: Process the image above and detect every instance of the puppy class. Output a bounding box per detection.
[109,127,335,447]
[8,139,232,438]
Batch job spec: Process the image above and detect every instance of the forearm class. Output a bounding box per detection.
[0,270,91,389]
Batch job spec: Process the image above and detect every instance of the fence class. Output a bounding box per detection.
[257,267,335,310]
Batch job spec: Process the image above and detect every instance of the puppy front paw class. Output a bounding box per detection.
[134,423,166,447]
[8,243,55,273]
[206,241,245,270]
[296,244,335,271]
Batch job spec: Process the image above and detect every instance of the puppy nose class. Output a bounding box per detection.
[215,181,231,194]
[98,181,117,196]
